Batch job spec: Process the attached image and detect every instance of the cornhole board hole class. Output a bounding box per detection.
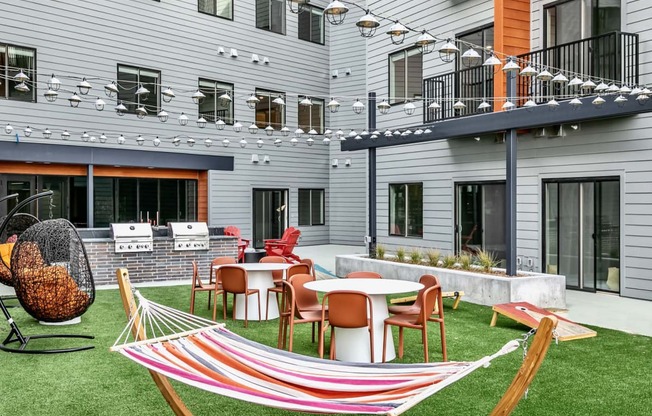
[391,291,464,309]
[490,302,597,341]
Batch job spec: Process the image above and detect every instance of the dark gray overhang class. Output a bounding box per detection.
[0,141,233,171]
[341,95,652,151]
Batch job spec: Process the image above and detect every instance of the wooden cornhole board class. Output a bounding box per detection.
[390,291,464,309]
[490,302,597,341]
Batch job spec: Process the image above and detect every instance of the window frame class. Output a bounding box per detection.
[388,182,423,238]
[256,0,286,35]
[1,43,37,102]
[297,96,324,134]
[388,46,423,105]
[198,78,235,125]
[116,64,161,116]
[298,4,325,45]
[298,188,325,226]
[198,0,234,20]
[254,88,286,130]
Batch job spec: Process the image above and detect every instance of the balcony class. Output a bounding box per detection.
[423,31,639,123]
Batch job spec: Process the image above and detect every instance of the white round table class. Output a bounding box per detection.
[213,263,292,321]
[304,278,423,363]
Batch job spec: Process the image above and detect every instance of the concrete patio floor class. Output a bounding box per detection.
[294,244,652,338]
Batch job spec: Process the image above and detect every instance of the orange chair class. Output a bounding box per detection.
[264,228,301,262]
[388,274,439,319]
[260,256,287,319]
[220,265,261,328]
[345,271,382,279]
[382,285,447,363]
[190,261,224,316]
[299,258,315,276]
[210,256,237,320]
[224,226,250,263]
[318,290,375,362]
[288,272,325,343]
[277,281,323,352]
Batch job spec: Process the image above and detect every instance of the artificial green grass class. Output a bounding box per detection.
[0,286,650,415]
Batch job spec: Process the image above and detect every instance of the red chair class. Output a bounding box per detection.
[210,257,237,320]
[345,271,382,279]
[388,274,439,319]
[189,261,224,317]
[220,265,260,328]
[277,281,323,352]
[264,228,301,262]
[224,226,250,263]
[263,226,296,248]
[289,272,325,343]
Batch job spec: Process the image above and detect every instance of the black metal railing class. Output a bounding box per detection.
[423,31,639,123]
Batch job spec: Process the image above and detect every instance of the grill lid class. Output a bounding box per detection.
[110,223,153,239]
[168,222,209,238]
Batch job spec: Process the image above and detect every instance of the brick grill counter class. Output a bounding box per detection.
[80,228,237,286]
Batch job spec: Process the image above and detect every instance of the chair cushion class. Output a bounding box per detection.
[0,242,15,267]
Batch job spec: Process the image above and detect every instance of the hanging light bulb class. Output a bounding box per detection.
[403,101,416,115]
[162,86,175,103]
[415,31,436,54]
[461,48,482,67]
[222,138,230,147]
[335,129,345,139]
[323,137,331,145]
[453,100,466,111]
[104,81,119,97]
[595,80,609,93]
[191,89,206,104]
[308,128,318,138]
[324,0,348,25]
[4,124,13,134]
[68,92,82,107]
[299,96,313,106]
[287,0,308,14]
[323,98,338,114]
[384,129,392,137]
[204,138,213,147]
[233,121,243,132]
[523,98,538,111]
[377,99,391,114]
[614,95,628,107]
[44,88,58,102]
[215,118,226,130]
[423,128,432,134]
[569,96,583,109]
[360,130,369,137]
[438,39,460,63]
[352,98,365,114]
[265,125,274,136]
[274,138,282,147]
[135,106,148,119]
[620,85,632,95]
[356,11,379,37]
[348,129,357,138]
[249,123,259,134]
[239,138,247,148]
[607,83,620,94]
[153,137,161,147]
[295,128,305,138]
[519,64,538,77]
[568,75,584,89]
[61,130,70,140]
[502,101,516,111]
[90,135,97,143]
[483,53,502,66]
[581,79,597,92]
[115,101,127,116]
[95,97,106,111]
[99,133,107,143]
[172,137,181,146]
[536,69,554,82]
[43,128,52,139]
[178,112,189,126]
[77,78,92,95]
[280,126,290,136]
[118,134,126,144]
[547,98,560,110]
[187,138,195,147]
[157,109,169,122]
[306,137,315,146]
[273,95,285,107]
[81,131,90,142]
[552,72,569,84]
[386,21,409,45]
[592,95,606,107]
[290,137,299,146]
[636,93,649,105]
[502,59,520,73]
[137,135,145,146]
[324,129,333,138]
[24,126,32,137]
[428,101,441,110]
[219,92,232,105]
[246,93,260,109]
[14,82,30,93]
[196,116,207,128]
[47,74,61,91]
[13,69,29,83]
[256,138,264,148]
[413,129,423,135]
[477,100,492,112]
[393,130,401,136]
[135,84,150,101]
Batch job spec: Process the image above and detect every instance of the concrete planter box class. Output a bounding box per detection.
[336,254,566,309]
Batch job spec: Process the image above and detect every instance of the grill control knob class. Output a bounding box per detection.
[128,245,133,249]
[119,245,124,250]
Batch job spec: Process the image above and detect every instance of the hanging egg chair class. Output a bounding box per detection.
[11,218,95,322]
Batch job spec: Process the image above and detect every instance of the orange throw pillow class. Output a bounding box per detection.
[0,243,15,267]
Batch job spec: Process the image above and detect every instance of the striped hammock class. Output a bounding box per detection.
[111,291,520,415]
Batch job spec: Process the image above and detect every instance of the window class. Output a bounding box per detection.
[255,89,285,129]
[297,96,324,134]
[298,189,324,226]
[198,0,233,19]
[256,0,285,34]
[389,183,423,237]
[1,44,36,102]
[117,65,161,115]
[388,48,422,104]
[198,78,234,124]
[298,5,324,44]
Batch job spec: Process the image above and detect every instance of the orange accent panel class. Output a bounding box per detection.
[93,166,199,179]
[197,171,208,222]
[0,162,86,176]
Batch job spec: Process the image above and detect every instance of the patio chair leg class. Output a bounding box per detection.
[422,324,429,363]
[440,321,448,362]
[398,327,404,359]
[382,324,388,363]
[329,327,336,360]
[256,293,261,322]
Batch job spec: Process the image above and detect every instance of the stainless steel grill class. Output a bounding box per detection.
[169,222,209,251]
[110,223,153,253]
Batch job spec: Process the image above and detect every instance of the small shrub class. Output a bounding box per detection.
[375,244,386,260]
[425,249,441,267]
[476,249,498,272]
[458,253,472,270]
[395,247,406,263]
[408,248,423,264]
[441,254,457,268]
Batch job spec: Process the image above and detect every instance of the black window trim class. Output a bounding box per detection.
[298,4,325,45]
[388,181,423,238]
[198,77,235,125]
[255,0,287,36]
[116,63,162,116]
[298,188,325,226]
[1,42,37,102]
[255,87,286,129]
[387,46,423,106]
[197,0,234,21]
[297,95,325,134]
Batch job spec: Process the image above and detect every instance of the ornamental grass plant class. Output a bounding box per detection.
[0,285,650,415]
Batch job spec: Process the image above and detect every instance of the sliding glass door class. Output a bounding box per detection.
[544,178,620,292]
[252,189,288,249]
